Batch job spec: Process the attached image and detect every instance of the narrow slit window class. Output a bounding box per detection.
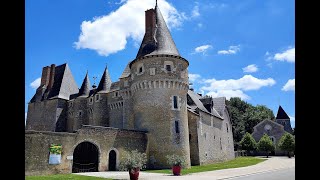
[173,96,178,109]
[226,123,229,133]
[139,67,143,73]
[175,121,180,133]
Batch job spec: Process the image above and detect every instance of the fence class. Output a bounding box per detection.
[234,150,247,157]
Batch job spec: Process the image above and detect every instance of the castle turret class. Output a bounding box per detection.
[130,4,190,169]
[97,66,112,93]
[78,71,91,97]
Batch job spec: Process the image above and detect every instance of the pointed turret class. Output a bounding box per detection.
[275,105,293,134]
[97,66,112,93]
[136,3,180,58]
[78,71,91,97]
[276,105,290,119]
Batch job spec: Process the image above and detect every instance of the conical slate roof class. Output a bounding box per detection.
[276,105,290,119]
[78,71,91,97]
[97,66,112,93]
[136,4,180,58]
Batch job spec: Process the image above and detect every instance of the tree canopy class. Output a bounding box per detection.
[257,134,275,158]
[240,132,257,152]
[226,97,275,149]
[278,132,295,158]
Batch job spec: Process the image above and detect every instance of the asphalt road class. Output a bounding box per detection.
[226,167,295,180]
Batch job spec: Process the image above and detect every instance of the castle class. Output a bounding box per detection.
[25,3,235,175]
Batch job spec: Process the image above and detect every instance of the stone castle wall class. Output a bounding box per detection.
[25,126,147,176]
[26,99,67,132]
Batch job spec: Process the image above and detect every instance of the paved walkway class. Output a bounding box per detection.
[76,156,295,180]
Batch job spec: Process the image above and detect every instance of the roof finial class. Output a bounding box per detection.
[156,0,158,7]
[92,76,97,88]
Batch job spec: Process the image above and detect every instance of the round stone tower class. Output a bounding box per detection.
[129,4,190,169]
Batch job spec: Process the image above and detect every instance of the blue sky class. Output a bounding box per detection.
[25,0,295,127]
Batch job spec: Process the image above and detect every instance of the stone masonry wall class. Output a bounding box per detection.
[26,99,67,132]
[25,127,147,176]
[130,55,191,169]
[252,120,286,155]
[197,110,234,165]
[187,111,200,165]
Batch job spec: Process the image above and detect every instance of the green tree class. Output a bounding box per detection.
[226,98,275,150]
[278,132,295,158]
[240,132,257,154]
[226,97,248,145]
[257,134,275,158]
[243,105,275,134]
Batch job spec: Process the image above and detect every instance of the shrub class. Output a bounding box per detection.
[119,150,147,171]
[166,154,186,167]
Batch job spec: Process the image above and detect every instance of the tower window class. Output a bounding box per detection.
[173,96,178,109]
[95,94,100,101]
[139,67,143,73]
[189,134,191,141]
[166,65,171,72]
[175,121,180,133]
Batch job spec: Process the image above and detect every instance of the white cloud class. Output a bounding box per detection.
[273,47,295,63]
[194,45,212,54]
[218,45,240,55]
[207,89,250,100]
[282,79,295,91]
[189,74,201,82]
[243,64,258,73]
[289,115,295,128]
[192,5,200,17]
[74,0,185,56]
[30,77,41,90]
[200,75,276,100]
[25,112,27,125]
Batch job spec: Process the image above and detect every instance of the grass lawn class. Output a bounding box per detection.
[146,157,266,175]
[25,174,112,180]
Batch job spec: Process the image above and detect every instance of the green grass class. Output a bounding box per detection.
[25,174,112,180]
[146,157,266,175]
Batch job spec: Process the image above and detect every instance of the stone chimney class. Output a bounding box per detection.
[40,66,51,87]
[47,64,56,90]
[145,9,156,42]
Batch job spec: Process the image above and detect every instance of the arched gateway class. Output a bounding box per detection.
[72,141,99,173]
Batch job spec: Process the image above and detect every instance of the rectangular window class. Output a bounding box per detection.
[175,121,180,133]
[173,96,178,109]
[95,94,100,101]
[166,65,171,71]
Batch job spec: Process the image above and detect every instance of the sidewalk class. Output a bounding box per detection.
[76,156,295,180]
